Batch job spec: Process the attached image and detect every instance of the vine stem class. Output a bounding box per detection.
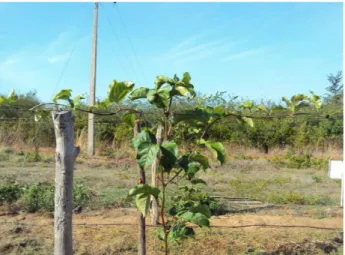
[29,102,141,116]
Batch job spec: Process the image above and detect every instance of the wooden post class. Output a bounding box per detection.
[151,125,163,225]
[52,111,79,255]
[134,120,146,255]
[88,2,98,156]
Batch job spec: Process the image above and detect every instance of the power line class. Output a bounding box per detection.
[113,3,149,85]
[50,40,79,100]
[102,4,142,85]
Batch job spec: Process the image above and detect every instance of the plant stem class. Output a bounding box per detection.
[160,169,168,254]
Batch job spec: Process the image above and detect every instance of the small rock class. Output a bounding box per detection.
[246,247,255,252]
[12,227,24,234]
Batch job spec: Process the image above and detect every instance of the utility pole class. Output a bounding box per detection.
[88,2,98,156]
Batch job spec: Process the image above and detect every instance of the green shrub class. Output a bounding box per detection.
[266,191,333,205]
[18,183,54,213]
[0,185,25,205]
[167,187,227,216]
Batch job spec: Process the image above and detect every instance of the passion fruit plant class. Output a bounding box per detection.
[1,72,321,255]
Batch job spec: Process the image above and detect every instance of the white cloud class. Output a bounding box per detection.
[220,48,265,62]
[0,28,88,99]
[48,53,69,63]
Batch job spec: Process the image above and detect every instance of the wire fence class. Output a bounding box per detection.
[0,221,340,231]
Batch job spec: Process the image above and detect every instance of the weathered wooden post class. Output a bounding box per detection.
[134,119,146,255]
[151,125,163,225]
[52,111,79,255]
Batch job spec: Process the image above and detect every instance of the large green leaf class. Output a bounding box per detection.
[257,104,270,115]
[178,212,209,227]
[291,94,308,105]
[73,94,85,108]
[155,75,172,89]
[147,87,170,108]
[309,91,321,109]
[137,143,160,170]
[160,141,178,171]
[203,141,226,164]
[53,89,72,103]
[295,102,310,112]
[241,117,254,128]
[240,100,254,109]
[185,162,200,179]
[168,222,195,242]
[0,96,5,104]
[129,184,160,216]
[281,97,291,107]
[132,130,156,149]
[135,194,151,217]
[189,152,210,170]
[129,87,149,100]
[182,72,191,84]
[129,184,160,197]
[107,80,134,103]
[189,204,211,218]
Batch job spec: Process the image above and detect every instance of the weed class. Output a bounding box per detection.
[312,174,323,183]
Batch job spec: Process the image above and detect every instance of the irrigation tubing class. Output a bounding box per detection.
[0,221,340,230]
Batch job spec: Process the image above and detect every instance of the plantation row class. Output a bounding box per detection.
[0,72,342,154]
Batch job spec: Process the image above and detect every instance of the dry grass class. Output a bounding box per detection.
[0,145,343,254]
[0,208,342,255]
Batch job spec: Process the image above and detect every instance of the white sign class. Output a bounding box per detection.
[328,160,344,206]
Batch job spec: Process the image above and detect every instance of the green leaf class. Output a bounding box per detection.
[0,96,6,104]
[309,91,321,109]
[281,97,291,107]
[155,75,171,89]
[204,141,226,164]
[170,86,190,97]
[132,130,156,149]
[129,87,149,100]
[240,100,254,109]
[190,178,207,186]
[185,162,200,179]
[291,94,308,105]
[295,102,310,111]
[135,193,151,217]
[129,184,160,216]
[182,72,191,84]
[160,141,178,171]
[168,223,195,241]
[122,112,136,127]
[241,117,254,128]
[129,184,160,197]
[137,143,160,170]
[179,212,209,227]
[7,89,18,103]
[257,104,270,114]
[147,87,170,108]
[53,89,72,103]
[190,152,210,170]
[189,204,211,218]
[72,94,85,108]
[107,80,134,103]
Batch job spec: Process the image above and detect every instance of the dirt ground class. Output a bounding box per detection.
[0,207,343,255]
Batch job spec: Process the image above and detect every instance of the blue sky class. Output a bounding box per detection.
[0,2,343,102]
